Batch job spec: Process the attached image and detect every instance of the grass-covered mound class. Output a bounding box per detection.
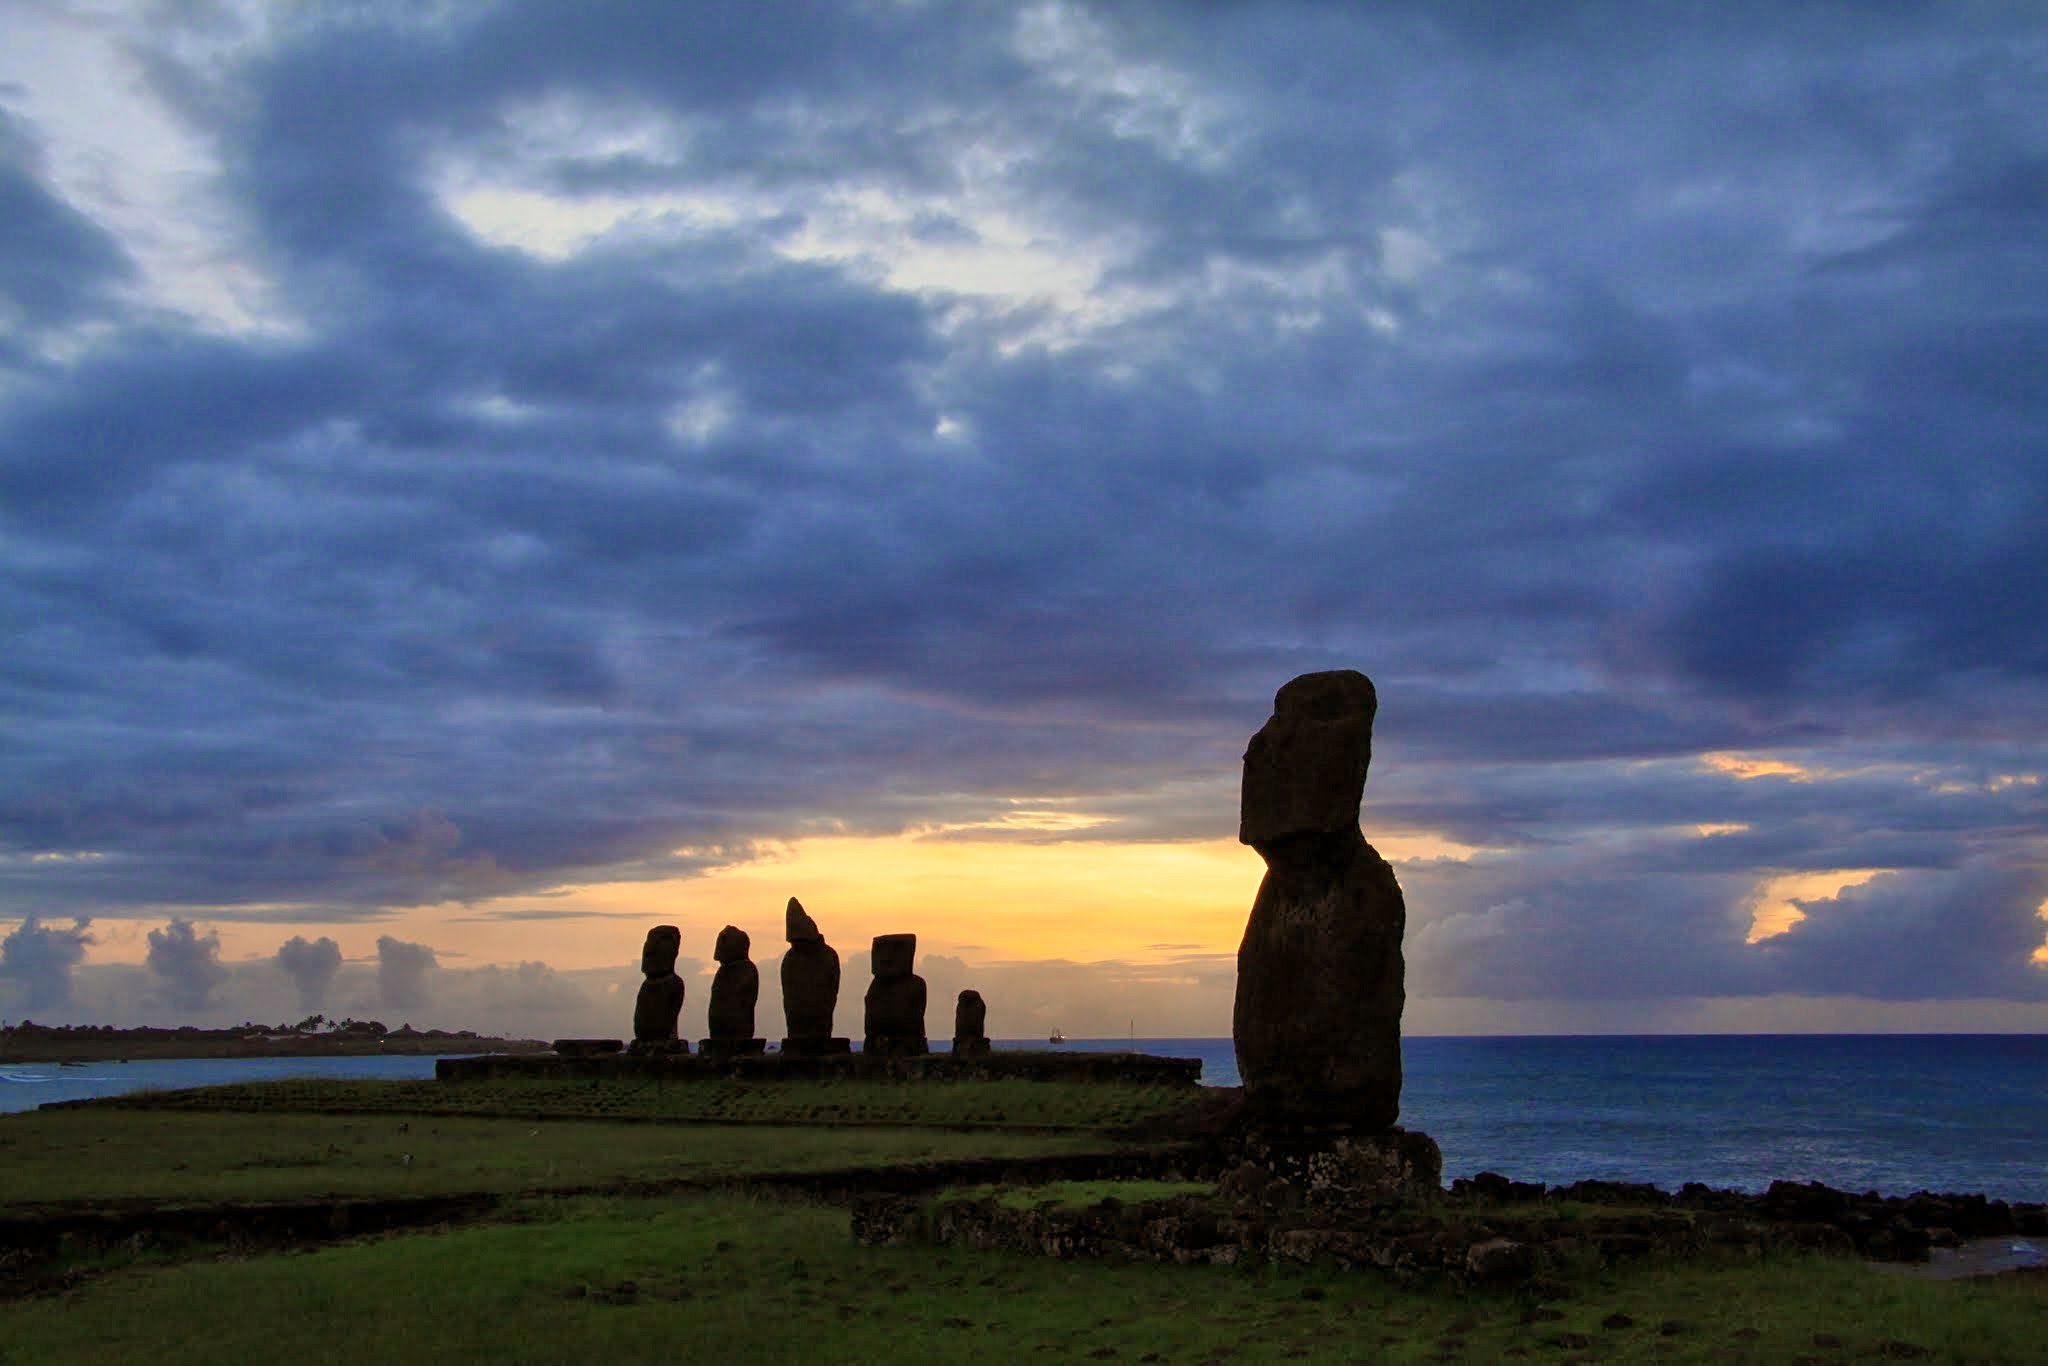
[7,1074,2041,1361]
[3,1190,2041,1363]
[0,1108,1105,1210]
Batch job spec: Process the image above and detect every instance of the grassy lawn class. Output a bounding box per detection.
[8,1077,2041,1362]
[940,1178,1218,1210]
[74,1076,1203,1131]
[2,1192,2042,1364]
[0,1109,1104,1210]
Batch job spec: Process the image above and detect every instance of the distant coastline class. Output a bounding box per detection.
[0,1022,547,1064]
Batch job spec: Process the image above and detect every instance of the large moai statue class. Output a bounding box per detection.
[1234,670,1405,1131]
[779,897,849,1055]
[863,933,928,1056]
[951,989,990,1057]
[701,925,765,1058]
[630,924,686,1054]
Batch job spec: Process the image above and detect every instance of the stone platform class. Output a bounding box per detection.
[435,1047,1203,1085]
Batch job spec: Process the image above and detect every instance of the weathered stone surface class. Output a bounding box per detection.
[1233,669,1405,1131]
[632,925,685,1045]
[1232,1127,1443,1210]
[864,933,928,1056]
[1239,670,1378,847]
[1464,1237,1535,1281]
[952,989,990,1057]
[552,1038,623,1057]
[436,1048,1201,1085]
[706,924,759,1044]
[872,932,916,980]
[779,896,842,1045]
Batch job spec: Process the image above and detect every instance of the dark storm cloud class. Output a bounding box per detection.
[3,2,2046,1009]
[1758,861,2048,1001]
[0,106,133,360]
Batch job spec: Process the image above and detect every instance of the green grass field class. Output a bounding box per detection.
[0,1108,1102,1209]
[4,1076,2044,1363]
[3,1192,2043,1364]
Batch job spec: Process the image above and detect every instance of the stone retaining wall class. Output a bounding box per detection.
[435,1048,1203,1085]
[852,1173,2048,1283]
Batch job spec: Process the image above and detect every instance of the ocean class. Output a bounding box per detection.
[6,1034,2043,1203]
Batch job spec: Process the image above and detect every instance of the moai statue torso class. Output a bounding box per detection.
[779,897,842,1045]
[631,925,685,1050]
[951,988,990,1057]
[1232,670,1406,1131]
[702,925,764,1057]
[862,933,928,1056]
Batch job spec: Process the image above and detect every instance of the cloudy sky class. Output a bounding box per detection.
[2,1,2044,1041]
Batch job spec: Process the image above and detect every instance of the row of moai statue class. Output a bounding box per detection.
[630,897,991,1058]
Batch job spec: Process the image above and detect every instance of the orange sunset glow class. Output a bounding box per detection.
[149,826,1487,976]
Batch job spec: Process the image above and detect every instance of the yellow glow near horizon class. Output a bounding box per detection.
[2034,898,2048,966]
[1744,868,1892,943]
[77,827,1486,973]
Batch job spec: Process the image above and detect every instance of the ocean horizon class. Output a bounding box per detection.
[7,1033,2044,1203]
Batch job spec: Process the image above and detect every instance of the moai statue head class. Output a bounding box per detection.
[871,933,917,979]
[786,897,822,943]
[1238,670,1377,853]
[714,924,751,965]
[641,924,682,978]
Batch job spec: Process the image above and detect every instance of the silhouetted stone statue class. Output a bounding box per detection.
[701,924,765,1058]
[863,933,928,1056]
[951,989,990,1057]
[1234,670,1404,1130]
[630,924,685,1055]
[779,897,848,1056]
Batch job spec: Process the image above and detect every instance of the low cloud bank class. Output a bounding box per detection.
[274,935,342,1011]
[145,918,228,1013]
[0,914,93,1010]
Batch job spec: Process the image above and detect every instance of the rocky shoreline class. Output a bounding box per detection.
[858,1169,2048,1283]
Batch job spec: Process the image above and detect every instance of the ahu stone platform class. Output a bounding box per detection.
[436,1047,1203,1086]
